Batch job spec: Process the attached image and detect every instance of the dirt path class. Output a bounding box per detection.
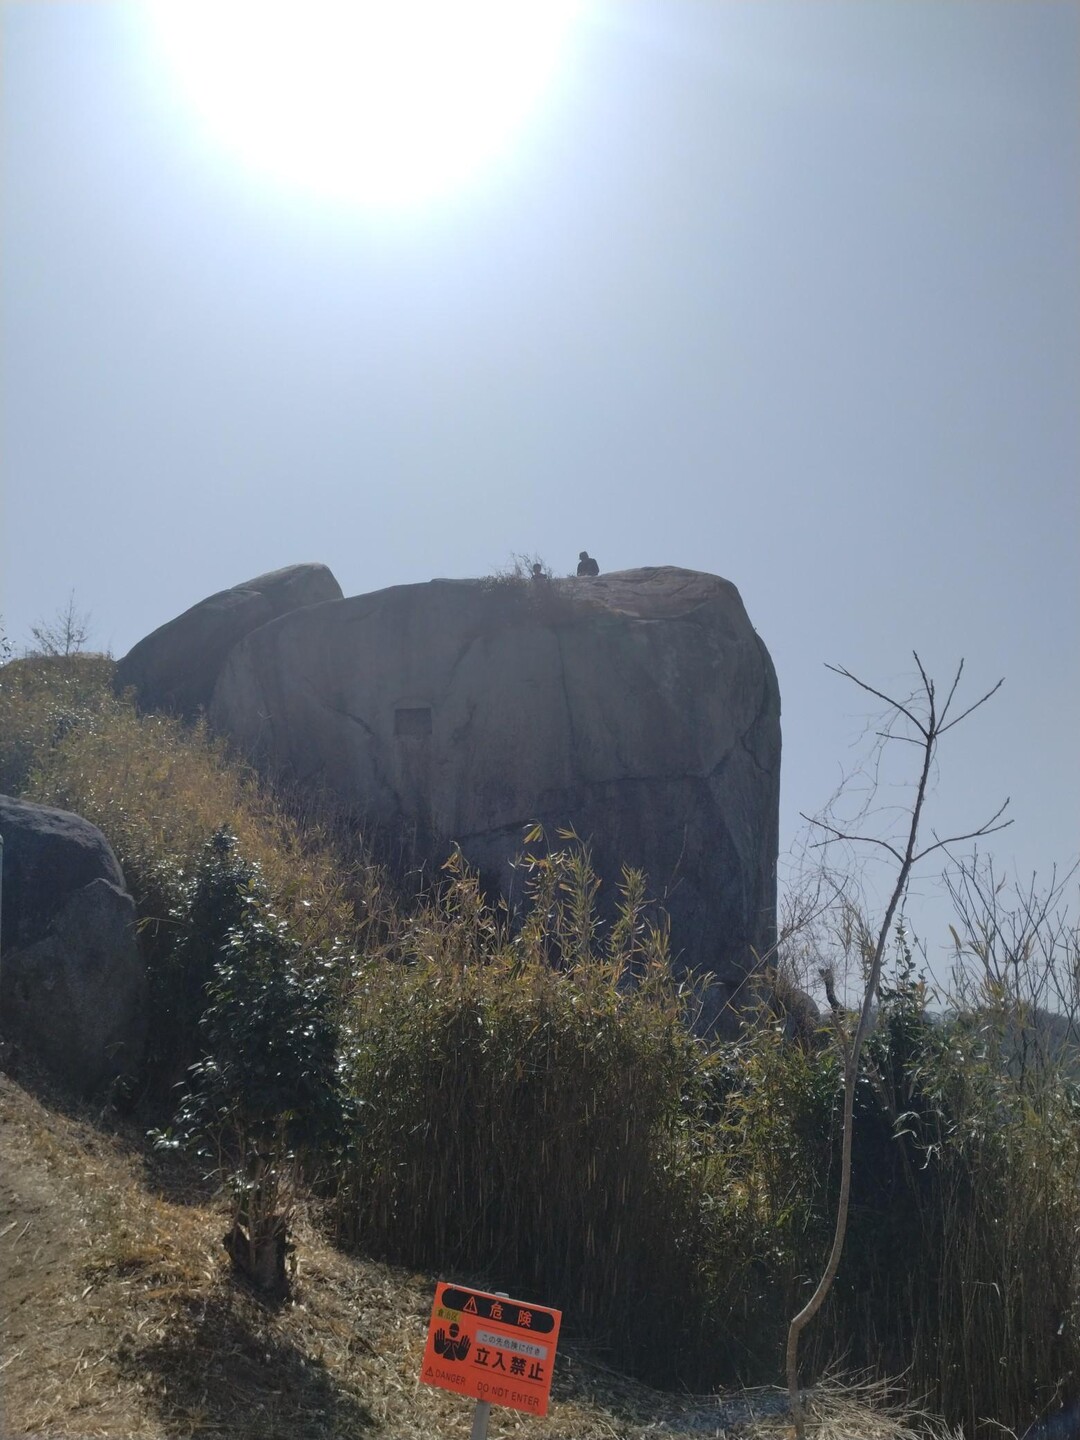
[0,1073,174,1437]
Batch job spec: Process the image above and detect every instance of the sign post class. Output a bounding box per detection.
[469,1398,492,1440]
[420,1281,562,1434]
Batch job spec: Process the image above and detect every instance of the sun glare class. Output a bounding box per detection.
[141,0,581,208]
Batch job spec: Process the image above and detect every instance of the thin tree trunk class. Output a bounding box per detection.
[785,659,1007,1436]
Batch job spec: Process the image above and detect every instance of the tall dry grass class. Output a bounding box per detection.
[332,839,772,1387]
[0,653,365,953]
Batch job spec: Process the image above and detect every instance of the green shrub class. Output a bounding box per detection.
[146,827,266,1091]
[155,833,352,1296]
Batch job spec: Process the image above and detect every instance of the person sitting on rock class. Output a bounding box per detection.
[577,551,600,577]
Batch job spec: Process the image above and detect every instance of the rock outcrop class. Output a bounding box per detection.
[208,567,781,1013]
[114,563,343,718]
[0,795,146,1094]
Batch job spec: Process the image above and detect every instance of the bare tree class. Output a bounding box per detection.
[945,852,1080,1076]
[785,656,1011,1438]
[28,591,92,657]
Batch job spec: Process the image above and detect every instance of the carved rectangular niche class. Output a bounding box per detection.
[394,706,432,738]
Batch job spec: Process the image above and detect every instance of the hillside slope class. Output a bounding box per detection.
[0,1072,922,1440]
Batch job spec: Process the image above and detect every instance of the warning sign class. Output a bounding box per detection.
[420,1282,562,1417]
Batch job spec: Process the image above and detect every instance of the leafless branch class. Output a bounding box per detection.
[934,656,964,726]
[938,675,1005,735]
[803,818,905,865]
[824,662,927,737]
[913,801,1012,862]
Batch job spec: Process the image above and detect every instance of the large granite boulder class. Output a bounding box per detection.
[209,567,781,1013]
[114,563,343,718]
[0,795,146,1094]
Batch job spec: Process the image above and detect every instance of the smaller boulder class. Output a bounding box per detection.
[114,563,343,718]
[0,795,146,1095]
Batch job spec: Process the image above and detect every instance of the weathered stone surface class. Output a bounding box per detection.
[114,563,343,718]
[0,795,146,1094]
[209,567,781,1011]
[0,794,126,951]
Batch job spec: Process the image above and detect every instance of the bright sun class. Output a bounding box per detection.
[141,0,581,208]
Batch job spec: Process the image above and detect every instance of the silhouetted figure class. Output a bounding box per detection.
[577,551,600,577]
[433,1323,472,1363]
[531,562,545,580]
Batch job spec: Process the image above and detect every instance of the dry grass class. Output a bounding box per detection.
[0,1070,936,1440]
[0,654,368,957]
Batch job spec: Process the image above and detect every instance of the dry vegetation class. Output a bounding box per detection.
[2,653,1079,1438]
[0,653,366,958]
[1,1069,932,1440]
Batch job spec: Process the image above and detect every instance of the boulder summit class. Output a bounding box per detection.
[198,565,780,1012]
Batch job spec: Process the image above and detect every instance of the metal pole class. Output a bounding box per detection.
[467,1289,508,1440]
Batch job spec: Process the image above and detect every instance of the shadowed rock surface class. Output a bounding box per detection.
[208,567,781,1012]
[0,795,146,1094]
[114,563,343,718]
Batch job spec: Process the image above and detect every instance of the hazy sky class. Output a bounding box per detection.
[3,2,1078,961]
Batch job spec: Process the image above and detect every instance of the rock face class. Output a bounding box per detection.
[0,795,146,1094]
[114,563,343,718]
[209,567,781,1010]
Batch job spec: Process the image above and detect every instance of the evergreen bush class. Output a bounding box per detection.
[155,833,352,1296]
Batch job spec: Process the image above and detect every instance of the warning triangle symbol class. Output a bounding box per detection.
[464,1296,479,1314]
[424,1366,433,1378]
